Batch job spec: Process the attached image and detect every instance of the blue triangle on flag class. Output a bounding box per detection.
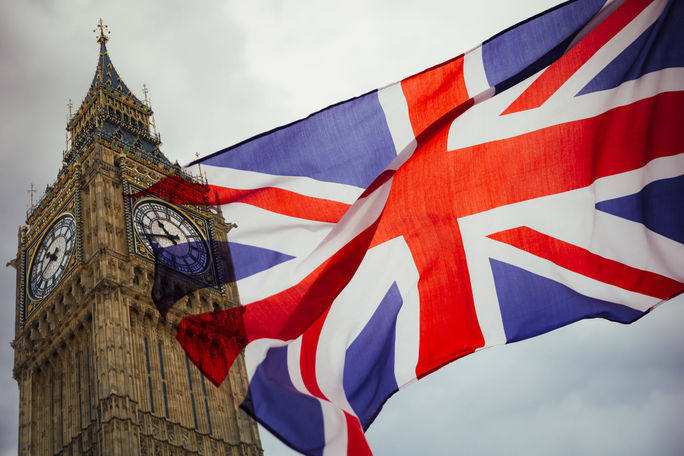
[490,259,643,344]
[577,0,684,95]
[228,242,295,281]
[595,175,684,244]
[577,22,653,95]
[241,345,326,454]
[343,282,401,430]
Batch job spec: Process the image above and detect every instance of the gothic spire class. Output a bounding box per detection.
[88,19,140,102]
[64,20,169,166]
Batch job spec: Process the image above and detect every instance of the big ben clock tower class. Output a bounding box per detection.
[11,21,263,455]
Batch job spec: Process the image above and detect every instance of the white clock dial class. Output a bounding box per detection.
[28,214,76,300]
[132,200,209,275]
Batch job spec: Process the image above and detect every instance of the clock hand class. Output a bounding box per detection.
[47,247,60,262]
[157,221,174,236]
[156,221,180,243]
[41,253,57,276]
[39,259,50,276]
[148,232,179,245]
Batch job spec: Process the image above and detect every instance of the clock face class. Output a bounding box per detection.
[132,200,209,275]
[28,214,77,300]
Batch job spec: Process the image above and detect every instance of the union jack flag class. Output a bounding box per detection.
[137,0,684,453]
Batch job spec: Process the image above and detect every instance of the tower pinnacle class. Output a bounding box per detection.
[64,22,169,166]
[94,18,109,44]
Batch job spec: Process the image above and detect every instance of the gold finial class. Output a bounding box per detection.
[27,184,36,207]
[94,18,110,44]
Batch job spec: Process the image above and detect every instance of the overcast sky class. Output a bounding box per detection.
[1,1,683,455]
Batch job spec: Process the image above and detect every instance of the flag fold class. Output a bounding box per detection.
[132,0,684,454]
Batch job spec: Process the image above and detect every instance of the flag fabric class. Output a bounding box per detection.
[136,0,684,454]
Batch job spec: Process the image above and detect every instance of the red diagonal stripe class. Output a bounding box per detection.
[345,412,373,456]
[210,185,350,223]
[129,175,350,223]
[503,0,652,114]
[300,306,331,402]
[177,213,382,386]
[488,226,684,300]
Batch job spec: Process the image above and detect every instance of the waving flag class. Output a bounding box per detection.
[135,0,684,454]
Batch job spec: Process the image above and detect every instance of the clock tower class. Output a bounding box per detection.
[12,22,263,455]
